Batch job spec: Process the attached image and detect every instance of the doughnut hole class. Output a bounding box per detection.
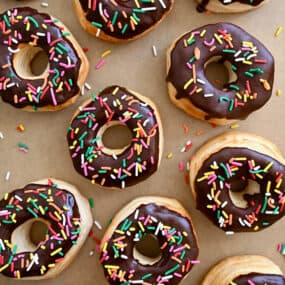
[11,218,49,253]
[13,44,49,80]
[204,56,237,90]
[133,234,162,265]
[229,179,260,208]
[98,121,133,156]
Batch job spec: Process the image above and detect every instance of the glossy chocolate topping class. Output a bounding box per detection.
[78,0,173,40]
[197,0,265,13]
[167,23,274,120]
[100,203,199,285]
[0,182,81,278]
[232,273,285,285]
[195,147,285,232]
[67,85,161,189]
[0,7,82,109]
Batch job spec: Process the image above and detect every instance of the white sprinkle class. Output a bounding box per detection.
[239,218,245,226]
[112,153,118,160]
[120,254,128,259]
[155,222,162,235]
[85,82,91,90]
[243,219,252,228]
[94,220,102,230]
[0,132,4,140]
[96,28,101,37]
[197,79,206,85]
[81,85,85,96]
[89,250,94,256]
[15,195,23,202]
[152,45,157,57]
[221,201,228,208]
[158,0,166,8]
[204,93,214,97]
[121,180,125,189]
[78,106,83,111]
[41,2,49,7]
[0,239,5,250]
[225,231,235,235]
[207,194,212,201]
[134,209,139,220]
[5,171,10,181]
[141,7,157,12]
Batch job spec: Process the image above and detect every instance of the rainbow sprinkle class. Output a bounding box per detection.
[0,180,81,278]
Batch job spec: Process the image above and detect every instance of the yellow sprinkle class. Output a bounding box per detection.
[254,225,259,231]
[50,247,62,256]
[138,221,145,232]
[183,78,194,90]
[61,229,67,240]
[102,242,108,252]
[48,263,56,268]
[115,230,124,235]
[230,124,239,129]
[54,211,62,221]
[16,270,20,279]
[242,60,253,65]
[182,231,188,237]
[4,193,9,200]
[200,29,206,37]
[276,179,282,189]
[166,152,173,159]
[214,33,223,44]
[264,161,273,172]
[112,87,119,95]
[104,265,120,269]
[276,89,282,96]
[101,50,112,58]
[0,264,9,272]
[39,206,45,215]
[197,176,207,182]
[266,181,271,193]
[275,26,283,37]
[40,245,46,250]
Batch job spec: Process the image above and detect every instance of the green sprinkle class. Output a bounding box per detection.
[91,21,103,28]
[89,198,95,208]
[164,264,180,276]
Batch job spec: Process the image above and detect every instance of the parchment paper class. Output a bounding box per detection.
[0,0,284,284]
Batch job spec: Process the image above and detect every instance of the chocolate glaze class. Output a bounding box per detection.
[197,0,265,13]
[195,147,285,232]
[100,203,199,285]
[232,273,285,285]
[0,183,80,278]
[67,85,161,188]
[0,7,82,109]
[167,23,274,120]
[78,0,173,40]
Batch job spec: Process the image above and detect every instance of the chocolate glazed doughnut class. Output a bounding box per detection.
[67,85,163,189]
[100,197,199,285]
[167,23,274,125]
[73,0,174,42]
[202,256,285,285]
[196,0,268,13]
[0,7,89,111]
[0,179,92,280]
[189,132,285,233]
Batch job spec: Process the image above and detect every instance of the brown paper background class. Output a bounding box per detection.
[0,0,285,284]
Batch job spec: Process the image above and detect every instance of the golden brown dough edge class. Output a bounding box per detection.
[73,0,174,43]
[8,178,93,280]
[22,17,89,112]
[201,255,283,285]
[195,0,269,14]
[189,131,285,201]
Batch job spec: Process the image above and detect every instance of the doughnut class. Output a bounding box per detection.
[166,22,274,125]
[73,0,174,42]
[0,7,89,111]
[0,178,92,279]
[67,85,163,189]
[196,0,268,14]
[189,132,285,233]
[202,255,285,285]
[99,196,199,285]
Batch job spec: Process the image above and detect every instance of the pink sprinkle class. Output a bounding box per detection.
[191,260,200,264]
[19,147,28,153]
[95,58,106,70]
[204,38,215,46]
[50,88,57,106]
[178,161,185,172]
